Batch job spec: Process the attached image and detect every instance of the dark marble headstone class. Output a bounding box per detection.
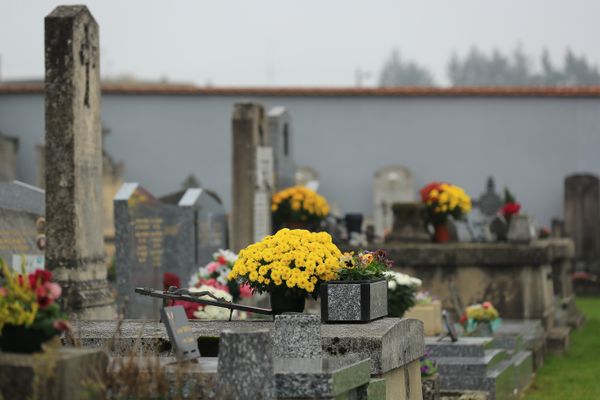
[114,183,194,318]
[161,305,200,362]
[0,181,45,273]
[176,188,228,267]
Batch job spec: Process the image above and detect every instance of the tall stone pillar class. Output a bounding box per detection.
[231,103,273,252]
[267,107,295,191]
[564,174,600,271]
[45,6,114,319]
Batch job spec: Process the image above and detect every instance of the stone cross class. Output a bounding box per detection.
[267,107,295,191]
[44,6,114,319]
[231,103,273,252]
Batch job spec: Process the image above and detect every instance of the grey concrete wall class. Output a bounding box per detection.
[1,92,599,226]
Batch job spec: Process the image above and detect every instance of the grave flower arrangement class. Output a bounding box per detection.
[501,188,521,223]
[229,229,341,313]
[337,249,392,281]
[0,262,70,353]
[420,182,472,242]
[460,301,501,336]
[321,250,393,323]
[188,249,252,302]
[420,350,438,378]
[271,186,330,230]
[187,285,248,320]
[385,270,422,318]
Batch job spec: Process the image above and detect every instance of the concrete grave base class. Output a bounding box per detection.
[0,347,108,400]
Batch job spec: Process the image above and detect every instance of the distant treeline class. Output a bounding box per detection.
[379,46,600,87]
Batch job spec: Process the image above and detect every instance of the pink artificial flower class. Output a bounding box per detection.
[0,287,7,297]
[53,319,72,332]
[207,262,220,274]
[482,301,492,309]
[35,282,62,309]
[239,283,253,298]
[46,282,62,300]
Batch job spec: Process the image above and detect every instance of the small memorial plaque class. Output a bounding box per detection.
[160,305,200,362]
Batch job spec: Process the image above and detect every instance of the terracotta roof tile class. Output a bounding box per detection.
[2,83,600,97]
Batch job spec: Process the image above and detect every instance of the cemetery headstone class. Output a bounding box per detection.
[161,305,200,362]
[0,131,18,182]
[44,5,114,319]
[114,183,195,318]
[217,329,275,400]
[0,181,45,273]
[254,146,274,242]
[564,174,600,271]
[373,166,415,239]
[176,188,228,266]
[268,107,295,191]
[231,102,273,252]
[386,202,429,243]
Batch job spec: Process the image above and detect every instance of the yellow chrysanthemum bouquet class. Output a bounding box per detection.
[419,182,472,225]
[271,186,330,230]
[229,229,341,300]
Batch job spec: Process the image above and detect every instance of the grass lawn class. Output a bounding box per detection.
[524,297,600,400]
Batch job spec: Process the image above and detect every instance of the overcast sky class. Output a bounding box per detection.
[1,0,599,87]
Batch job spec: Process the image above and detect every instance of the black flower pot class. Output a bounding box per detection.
[0,324,56,353]
[270,292,306,315]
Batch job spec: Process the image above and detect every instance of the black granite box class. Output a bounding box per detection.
[320,278,388,323]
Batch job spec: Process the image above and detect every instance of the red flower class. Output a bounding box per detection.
[419,182,445,202]
[459,313,468,325]
[482,301,492,309]
[172,300,200,319]
[217,256,227,265]
[35,282,62,309]
[501,202,521,217]
[163,272,181,291]
[28,269,53,289]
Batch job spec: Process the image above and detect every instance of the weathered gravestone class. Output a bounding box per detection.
[163,187,228,266]
[373,166,415,240]
[231,103,274,252]
[564,174,600,271]
[45,5,114,319]
[268,107,295,191]
[0,181,45,272]
[114,183,195,318]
